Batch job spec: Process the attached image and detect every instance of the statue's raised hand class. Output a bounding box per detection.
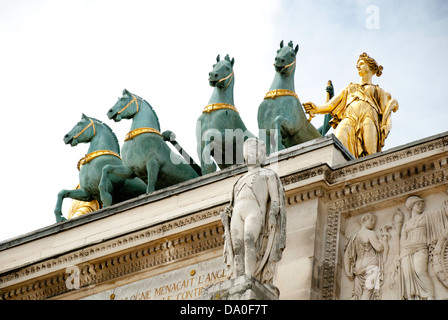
[303,102,317,112]
[303,102,318,122]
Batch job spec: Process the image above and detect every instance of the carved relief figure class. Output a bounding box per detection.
[398,195,448,300]
[304,53,398,158]
[381,210,404,299]
[344,212,389,300]
[220,138,286,296]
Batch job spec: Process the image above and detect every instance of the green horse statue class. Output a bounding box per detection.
[100,89,199,207]
[196,54,256,175]
[54,114,147,222]
[257,40,321,154]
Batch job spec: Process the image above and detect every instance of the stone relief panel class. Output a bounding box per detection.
[342,192,448,300]
[343,212,389,300]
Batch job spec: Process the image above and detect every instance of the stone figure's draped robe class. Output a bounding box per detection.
[399,207,448,299]
[344,233,384,300]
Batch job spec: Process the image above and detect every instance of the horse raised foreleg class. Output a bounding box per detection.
[100,164,135,207]
[54,188,92,222]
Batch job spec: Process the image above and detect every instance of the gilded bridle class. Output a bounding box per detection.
[117,94,139,115]
[217,71,234,88]
[73,118,96,139]
[274,59,296,75]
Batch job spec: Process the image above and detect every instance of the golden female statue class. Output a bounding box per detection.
[304,53,398,158]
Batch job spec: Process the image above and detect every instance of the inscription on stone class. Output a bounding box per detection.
[83,257,227,300]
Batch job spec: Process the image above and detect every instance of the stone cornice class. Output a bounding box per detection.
[280,132,448,214]
[0,205,225,299]
[329,132,448,184]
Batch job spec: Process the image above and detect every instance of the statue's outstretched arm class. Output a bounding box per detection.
[303,89,345,116]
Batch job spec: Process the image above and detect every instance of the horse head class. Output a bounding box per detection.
[64,114,97,147]
[209,54,234,88]
[274,40,299,75]
[107,89,140,122]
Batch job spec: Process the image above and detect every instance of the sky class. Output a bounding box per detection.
[1,0,448,242]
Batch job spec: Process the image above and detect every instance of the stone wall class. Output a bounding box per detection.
[1,133,448,300]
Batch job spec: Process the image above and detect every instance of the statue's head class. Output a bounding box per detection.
[357,52,383,77]
[209,54,234,88]
[107,89,139,122]
[274,40,299,75]
[64,114,96,147]
[358,212,376,230]
[405,195,425,214]
[243,138,266,168]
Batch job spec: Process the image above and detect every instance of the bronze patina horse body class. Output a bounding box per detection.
[100,89,199,207]
[196,54,256,175]
[257,40,321,154]
[54,114,147,222]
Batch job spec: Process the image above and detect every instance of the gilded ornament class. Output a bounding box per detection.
[67,184,101,219]
[124,127,162,141]
[77,150,121,170]
[202,103,239,114]
[264,89,298,100]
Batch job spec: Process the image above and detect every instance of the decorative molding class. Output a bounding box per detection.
[0,205,226,300]
[1,223,225,300]
[321,209,340,300]
[329,135,448,183]
[279,135,448,210]
[281,165,329,187]
[328,161,448,216]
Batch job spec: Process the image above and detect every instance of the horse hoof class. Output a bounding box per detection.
[201,163,217,175]
[55,215,67,223]
[101,194,113,207]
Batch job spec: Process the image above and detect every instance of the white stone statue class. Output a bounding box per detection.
[220,138,286,296]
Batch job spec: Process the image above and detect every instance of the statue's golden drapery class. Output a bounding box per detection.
[328,82,398,158]
[304,53,398,158]
[67,184,101,219]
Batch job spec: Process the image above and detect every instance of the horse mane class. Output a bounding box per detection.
[90,117,121,155]
[133,94,161,131]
